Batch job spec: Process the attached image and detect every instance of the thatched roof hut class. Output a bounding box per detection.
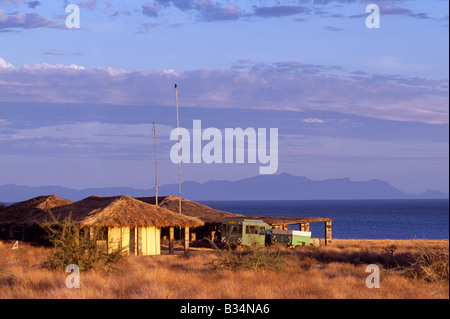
[0,195,73,227]
[50,195,204,228]
[137,196,243,224]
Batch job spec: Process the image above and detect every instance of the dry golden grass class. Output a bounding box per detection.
[0,239,448,299]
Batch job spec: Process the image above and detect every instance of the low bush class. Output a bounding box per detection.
[402,243,449,282]
[39,215,125,273]
[208,244,288,271]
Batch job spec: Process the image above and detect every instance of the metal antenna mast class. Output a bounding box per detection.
[153,117,158,207]
[175,84,181,215]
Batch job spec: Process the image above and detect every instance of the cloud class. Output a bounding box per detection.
[78,0,97,11]
[21,62,86,71]
[137,23,155,33]
[0,9,63,30]
[142,0,440,23]
[195,1,241,21]
[0,57,447,124]
[251,5,309,18]
[349,2,430,20]
[152,0,242,21]
[44,49,83,56]
[323,25,345,31]
[0,120,175,160]
[162,69,180,77]
[0,0,23,7]
[302,118,326,124]
[142,2,160,17]
[25,0,40,8]
[0,57,14,69]
[155,0,195,11]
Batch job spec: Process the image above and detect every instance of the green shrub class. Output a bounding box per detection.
[208,243,288,271]
[39,215,125,273]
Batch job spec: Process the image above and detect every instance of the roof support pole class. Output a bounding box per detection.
[169,226,175,254]
[184,226,189,255]
[325,221,332,246]
[137,227,143,256]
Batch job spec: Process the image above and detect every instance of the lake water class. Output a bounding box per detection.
[199,199,449,240]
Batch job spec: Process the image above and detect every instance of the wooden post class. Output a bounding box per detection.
[169,226,175,254]
[300,223,305,231]
[305,223,310,232]
[184,227,189,254]
[137,227,143,256]
[129,227,136,255]
[210,230,216,241]
[325,221,332,246]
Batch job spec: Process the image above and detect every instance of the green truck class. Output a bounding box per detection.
[271,229,311,247]
[220,219,272,248]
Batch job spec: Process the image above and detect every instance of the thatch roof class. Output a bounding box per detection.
[246,216,333,226]
[50,195,204,228]
[137,196,244,224]
[0,195,73,227]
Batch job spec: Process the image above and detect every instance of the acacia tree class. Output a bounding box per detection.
[39,213,125,272]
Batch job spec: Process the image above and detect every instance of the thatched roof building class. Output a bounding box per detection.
[50,195,204,228]
[49,195,205,255]
[137,196,243,224]
[0,195,73,227]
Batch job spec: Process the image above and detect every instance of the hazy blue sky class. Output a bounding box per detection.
[0,0,448,194]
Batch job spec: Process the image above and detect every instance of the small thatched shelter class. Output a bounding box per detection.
[0,195,73,242]
[137,196,243,240]
[50,195,204,255]
[246,216,334,246]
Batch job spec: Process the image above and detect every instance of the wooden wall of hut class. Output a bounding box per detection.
[108,226,161,256]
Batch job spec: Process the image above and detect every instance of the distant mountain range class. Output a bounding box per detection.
[0,173,448,202]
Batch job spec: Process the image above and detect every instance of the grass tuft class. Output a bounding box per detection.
[401,242,449,282]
